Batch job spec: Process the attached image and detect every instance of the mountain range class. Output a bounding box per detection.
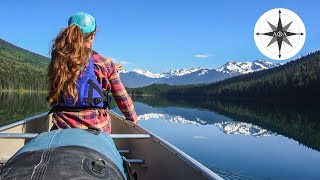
[129,51,320,102]
[120,59,282,88]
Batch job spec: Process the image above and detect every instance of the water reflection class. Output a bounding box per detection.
[216,121,276,137]
[113,96,320,179]
[0,92,49,126]
[138,113,207,126]
[138,112,275,137]
[132,95,320,152]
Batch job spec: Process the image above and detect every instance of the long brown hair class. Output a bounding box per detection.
[47,25,93,104]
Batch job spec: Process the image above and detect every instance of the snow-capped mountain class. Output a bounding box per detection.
[131,69,164,78]
[157,68,229,85]
[128,67,205,78]
[120,59,281,88]
[215,121,276,137]
[216,59,282,75]
[161,67,204,78]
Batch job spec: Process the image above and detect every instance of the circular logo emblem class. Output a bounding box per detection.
[254,8,306,60]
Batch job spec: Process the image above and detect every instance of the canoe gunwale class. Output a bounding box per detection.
[0,112,49,132]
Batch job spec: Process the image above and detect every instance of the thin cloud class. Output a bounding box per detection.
[118,60,131,65]
[111,57,132,65]
[195,54,212,59]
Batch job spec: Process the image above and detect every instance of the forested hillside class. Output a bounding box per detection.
[0,39,49,91]
[129,51,320,101]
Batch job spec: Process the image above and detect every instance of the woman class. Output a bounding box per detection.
[47,12,137,133]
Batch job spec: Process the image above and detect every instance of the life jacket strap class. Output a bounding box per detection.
[84,79,111,108]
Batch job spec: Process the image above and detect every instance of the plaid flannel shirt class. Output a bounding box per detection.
[52,52,138,133]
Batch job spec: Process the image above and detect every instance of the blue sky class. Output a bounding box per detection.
[0,0,319,72]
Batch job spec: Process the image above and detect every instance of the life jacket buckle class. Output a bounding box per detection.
[94,98,102,105]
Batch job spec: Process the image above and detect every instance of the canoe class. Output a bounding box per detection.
[0,110,223,180]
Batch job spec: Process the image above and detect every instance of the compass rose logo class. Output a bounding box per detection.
[254,8,306,60]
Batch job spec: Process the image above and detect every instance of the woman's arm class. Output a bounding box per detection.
[93,53,138,123]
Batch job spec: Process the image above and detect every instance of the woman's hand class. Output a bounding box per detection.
[115,63,123,71]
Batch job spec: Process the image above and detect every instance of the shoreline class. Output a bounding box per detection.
[0,89,47,94]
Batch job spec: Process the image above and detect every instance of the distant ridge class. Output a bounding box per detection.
[129,51,320,101]
[0,38,50,91]
[0,39,50,67]
[120,59,281,88]
[216,59,282,75]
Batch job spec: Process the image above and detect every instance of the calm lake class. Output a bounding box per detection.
[1,92,320,179]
